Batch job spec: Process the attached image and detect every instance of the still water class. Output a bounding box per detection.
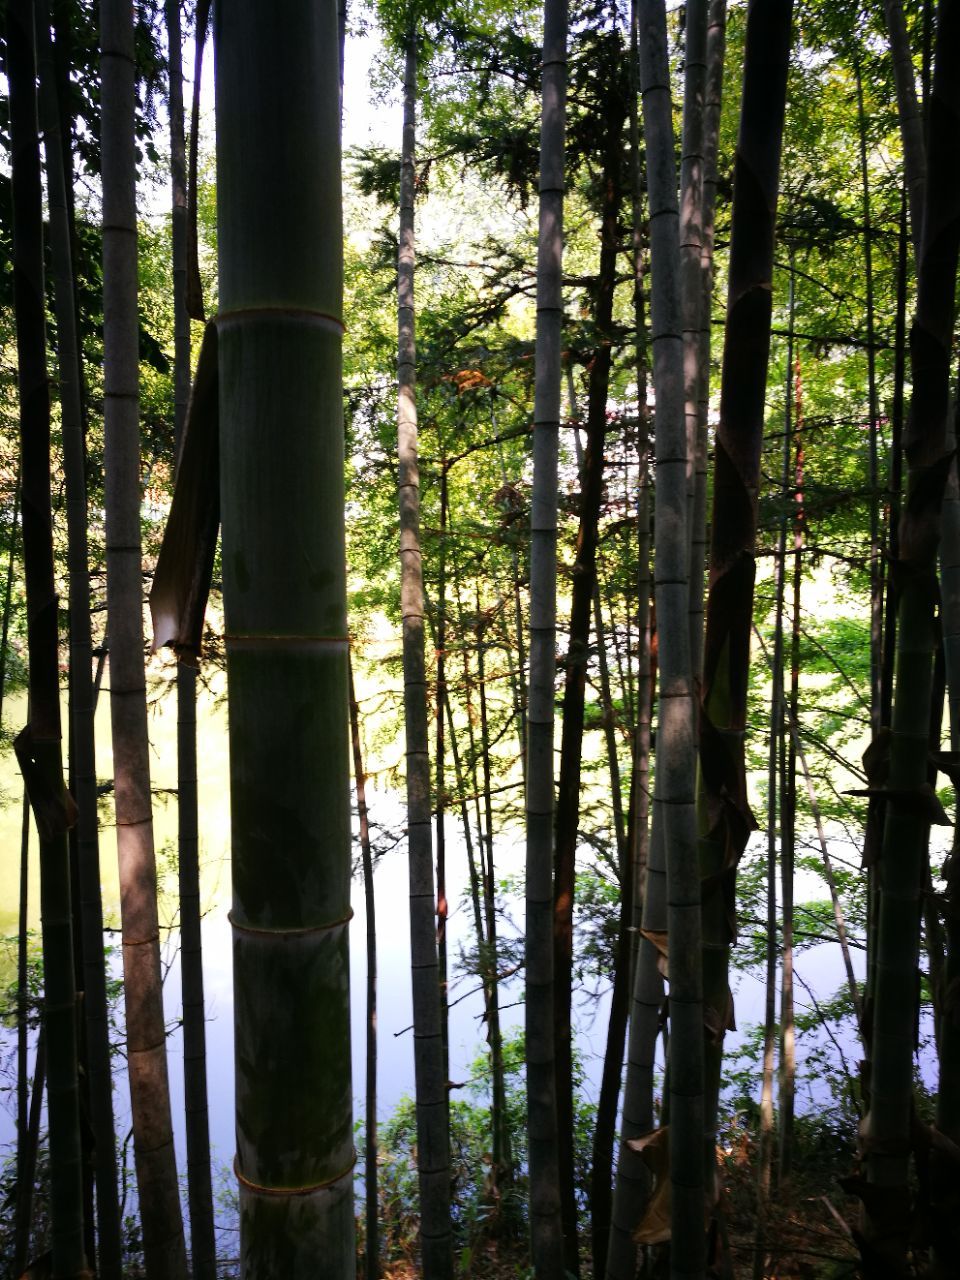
[0,677,875,1243]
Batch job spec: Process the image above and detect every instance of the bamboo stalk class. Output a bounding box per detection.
[395,30,453,1275]
[214,0,355,1269]
[526,0,568,1267]
[349,657,380,1280]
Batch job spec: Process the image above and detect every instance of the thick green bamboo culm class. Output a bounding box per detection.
[8,1,87,1271]
[214,2,355,1273]
[526,0,568,1270]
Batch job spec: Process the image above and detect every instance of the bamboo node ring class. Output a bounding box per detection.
[234,1149,357,1197]
[228,908,354,937]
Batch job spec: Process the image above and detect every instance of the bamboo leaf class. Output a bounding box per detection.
[627,1126,671,1245]
[14,726,78,839]
[639,928,669,979]
[845,783,951,825]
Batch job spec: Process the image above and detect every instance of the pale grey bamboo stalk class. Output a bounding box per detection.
[680,0,707,573]
[606,6,663,1275]
[526,0,567,1271]
[689,0,727,678]
[638,1,703,1272]
[100,1,188,1273]
[883,0,927,257]
[396,31,453,1279]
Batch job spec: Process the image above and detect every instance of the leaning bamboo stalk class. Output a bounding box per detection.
[436,463,450,1085]
[697,0,793,1204]
[588,565,633,1278]
[526,0,568,1268]
[475,603,513,1193]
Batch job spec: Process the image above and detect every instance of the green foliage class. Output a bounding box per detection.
[373,1030,596,1270]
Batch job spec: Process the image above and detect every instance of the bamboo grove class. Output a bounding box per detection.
[1,0,960,1278]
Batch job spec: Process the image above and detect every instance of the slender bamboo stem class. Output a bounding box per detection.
[38,9,125,1273]
[349,657,380,1280]
[753,267,795,1275]
[0,470,21,731]
[14,786,31,1277]
[436,463,450,1086]
[396,31,453,1277]
[101,0,188,1268]
[167,5,217,1274]
[14,1027,47,1277]
[9,0,89,1270]
[526,0,568,1267]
